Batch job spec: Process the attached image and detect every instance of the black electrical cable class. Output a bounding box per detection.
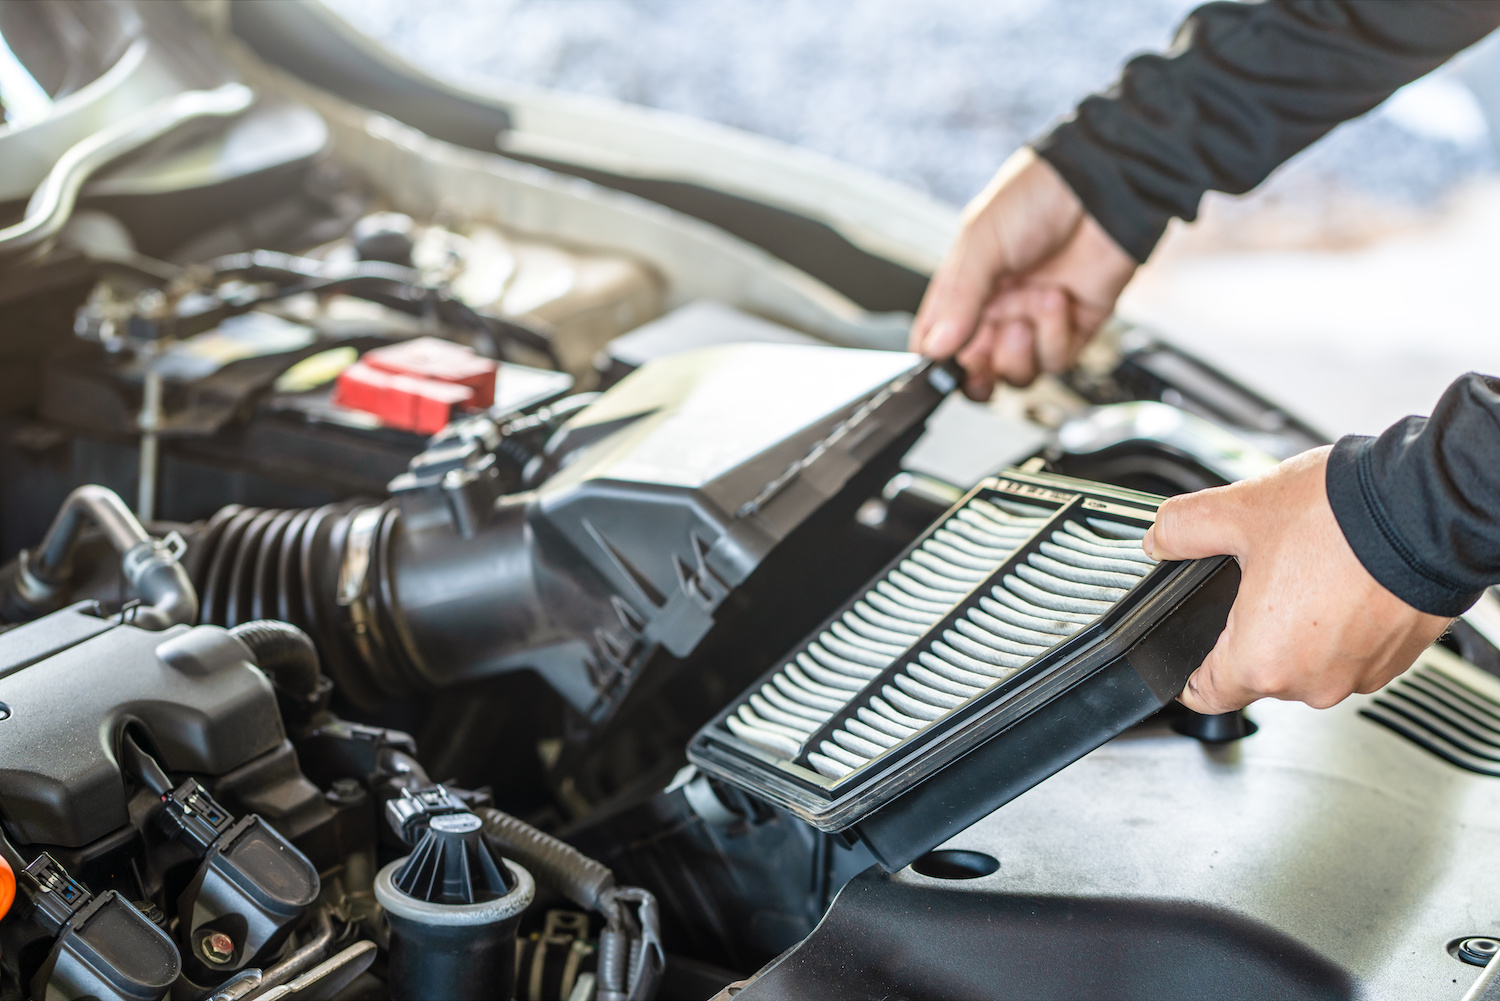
[119,731,172,798]
[200,250,563,369]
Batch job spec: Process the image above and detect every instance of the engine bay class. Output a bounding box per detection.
[3,3,1500,1000]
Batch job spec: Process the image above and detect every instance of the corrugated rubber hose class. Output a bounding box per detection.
[476,806,616,915]
[477,807,663,1000]
[228,620,323,698]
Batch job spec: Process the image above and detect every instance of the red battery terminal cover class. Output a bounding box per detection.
[332,337,499,435]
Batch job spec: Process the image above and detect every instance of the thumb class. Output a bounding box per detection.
[1142,486,1244,562]
[1177,628,1256,714]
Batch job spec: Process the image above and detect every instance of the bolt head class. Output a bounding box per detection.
[1459,937,1500,967]
[327,777,367,806]
[201,931,235,964]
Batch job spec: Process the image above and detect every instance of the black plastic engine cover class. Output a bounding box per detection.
[736,867,1353,1001]
[0,605,284,846]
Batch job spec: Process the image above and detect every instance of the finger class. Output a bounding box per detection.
[1027,212,1138,332]
[956,321,1000,401]
[1032,287,1073,374]
[909,270,945,351]
[955,316,998,370]
[964,371,997,402]
[1141,487,1245,562]
[1177,632,1258,714]
[912,250,1001,359]
[920,311,983,361]
[992,319,1038,387]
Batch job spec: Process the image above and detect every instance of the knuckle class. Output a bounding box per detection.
[1254,664,1296,698]
[1303,686,1349,710]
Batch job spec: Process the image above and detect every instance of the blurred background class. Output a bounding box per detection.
[326,0,1500,440]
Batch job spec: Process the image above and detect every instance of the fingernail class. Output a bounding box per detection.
[924,321,948,355]
[1141,527,1155,559]
[925,319,956,356]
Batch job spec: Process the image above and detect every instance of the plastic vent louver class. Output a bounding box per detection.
[1361,653,1500,777]
[689,470,1240,870]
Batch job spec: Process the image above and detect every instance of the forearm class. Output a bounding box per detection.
[1327,374,1500,617]
[1033,0,1500,262]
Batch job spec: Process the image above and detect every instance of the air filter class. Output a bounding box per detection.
[688,469,1239,870]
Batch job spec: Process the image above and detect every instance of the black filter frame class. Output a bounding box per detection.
[688,469,1239,870]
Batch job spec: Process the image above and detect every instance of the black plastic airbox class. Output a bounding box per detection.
[688,469,1238,870]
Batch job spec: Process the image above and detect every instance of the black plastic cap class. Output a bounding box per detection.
[351,212,416,267]
[393,813,516,905]
[1169,707,1258,744]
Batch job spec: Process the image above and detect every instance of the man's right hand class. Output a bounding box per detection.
[1146,447,1451,713]
[910,148,1139,399]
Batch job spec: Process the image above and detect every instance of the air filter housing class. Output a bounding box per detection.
[688,469,1239,870]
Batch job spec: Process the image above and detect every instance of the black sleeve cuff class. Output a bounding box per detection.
[1326,435,1481,617]
[1033,123,1167,265]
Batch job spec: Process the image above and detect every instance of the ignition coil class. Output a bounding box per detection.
[156,778,321,976]
[18,853,180,1001]
[122,733,320,977]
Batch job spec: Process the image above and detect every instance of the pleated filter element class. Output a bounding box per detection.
[726,495,1152,778]
[689,470,1240,871]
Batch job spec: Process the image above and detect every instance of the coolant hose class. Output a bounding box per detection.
[35,485,149,567]
[2,485,197,628]
[123,541,198,630]
[228,620,323,697]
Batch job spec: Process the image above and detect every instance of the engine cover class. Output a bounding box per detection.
[0,606,283,846]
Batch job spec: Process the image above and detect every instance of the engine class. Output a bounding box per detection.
[6,4,1498,997]
[0,293,1319,999]
[0,307,955,1000]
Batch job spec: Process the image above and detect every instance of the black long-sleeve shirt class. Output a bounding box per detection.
[1033,0,1500,617]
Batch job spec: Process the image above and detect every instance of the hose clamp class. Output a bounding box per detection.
[121,532,185,584]
[337,506,387,672]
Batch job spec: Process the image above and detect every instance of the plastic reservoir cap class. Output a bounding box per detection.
[0,855,13,920]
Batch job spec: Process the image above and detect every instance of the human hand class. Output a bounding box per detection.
[910,147,1138,399]
[1143,446,1451,713]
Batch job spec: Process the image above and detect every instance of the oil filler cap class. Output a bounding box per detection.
[373,800,535,1001]
[392,811,516,905]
